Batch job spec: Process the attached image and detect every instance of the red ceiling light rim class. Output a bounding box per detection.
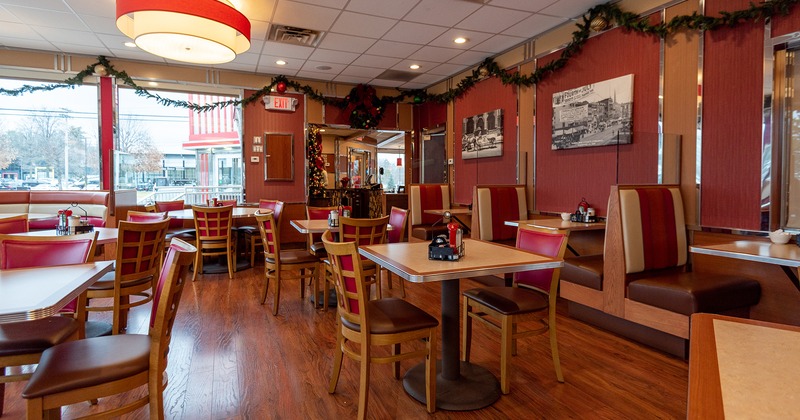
[116,0,251,43]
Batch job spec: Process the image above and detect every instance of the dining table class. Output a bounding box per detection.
[290,219,393,235]
[0,261,114,323]
[424,208,472,233]
[0,212,59,221]
[506,218,606,256]
[166,206,260,220]
[358,239,562,411]
[687,313,800,419]
[13,227,118,245]
[690,240,800,292]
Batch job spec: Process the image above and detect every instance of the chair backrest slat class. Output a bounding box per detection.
[322,230,368,324]
[0,214,29,234]
[127,211,168,223]
[513,226,569,294]
[339,216,389,247]
[192,205,234,240]
[387,207,408,244]
[254,211,280,269]
[0,231,98,269]
[116,219,170,284]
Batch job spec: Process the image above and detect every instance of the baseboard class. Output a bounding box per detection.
[568,301,688,359]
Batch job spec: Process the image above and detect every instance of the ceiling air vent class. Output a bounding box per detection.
[268,25,323,47]
[375,69,419,82]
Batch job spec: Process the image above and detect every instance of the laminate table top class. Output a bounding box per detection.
[0,213,59,221]
[167,207,260,220]
[290,219,392,235]
[359,239,561,411]
[690,240,800,291]
[0,261,113,323]
[13,227,118,245]
[505,218,606,231]
[687,313,800,419]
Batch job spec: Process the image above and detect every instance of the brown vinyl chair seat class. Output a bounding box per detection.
[87,272,153,291]
[309,241,326,255]
[462,287,548,315]
[0,317,78,357]
[165,228,196,241]
[627,272,761,316]
[411,225,448,241]
[562,254,604,291]
[340,298,439,334]
[22,334,150,398]
[265,249,319,265]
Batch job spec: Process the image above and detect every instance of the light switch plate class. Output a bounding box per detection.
[250,156,259,163]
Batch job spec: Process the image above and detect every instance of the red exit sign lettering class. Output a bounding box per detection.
[264,95,297,112]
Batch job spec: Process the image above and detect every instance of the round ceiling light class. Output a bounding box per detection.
[454,37,467,44]
[276,60,287,65]
[316,65,333,71]
[410,64,420,70]
[116,0,251,65]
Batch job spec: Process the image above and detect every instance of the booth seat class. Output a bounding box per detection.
[471,184,527,246]
[559,185,761,357]
[0,191,109,230]
[408,183,450,241]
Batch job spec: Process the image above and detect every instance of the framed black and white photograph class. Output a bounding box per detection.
[462,109,503,159]
[551,74,633,150]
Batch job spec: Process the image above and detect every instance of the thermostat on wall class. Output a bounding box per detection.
[250,156,259,163]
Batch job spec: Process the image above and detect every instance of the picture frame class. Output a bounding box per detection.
[551,74,633,150]
[461,109,503,159]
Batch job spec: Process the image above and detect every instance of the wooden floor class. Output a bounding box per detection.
[3,263,689,419]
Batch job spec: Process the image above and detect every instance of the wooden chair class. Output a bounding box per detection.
[331,215,390,305]
[385,206,408,297]
[0,232,98,416]
[21,238,197,420]
[461,225,570,394]
[126,210,168,223]
[85,219,170,334]
[192,205,235,281]
[155,200,195,244]
[243,199,284,267]
[322,231,438,419]
[254,211,319,315]
[207,199,238,207]
[0,214,28,234]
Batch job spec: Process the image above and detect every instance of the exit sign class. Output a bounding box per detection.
[263,95,298,112]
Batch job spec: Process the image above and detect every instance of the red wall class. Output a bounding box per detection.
[534,15,661,216]
[453,76,518,204]
[412,102,447,184]
[243,91,306,203]
[701,0,763,230]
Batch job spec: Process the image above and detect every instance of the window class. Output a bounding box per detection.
[377,152,405,193]
[0,78,100,191]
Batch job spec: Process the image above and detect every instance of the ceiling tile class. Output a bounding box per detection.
[256,54,304,69]
[78,15,119,36]
[261,41,314,60]
[249,20,271,41]
[293,0,348,9]
[408,46,462,63]
[339,65,383,78]
[232,0,276,22]
[228,52,261,66]
[272,1,340,31]
[408,73,444,84]
[31,26,102,47]
[96,33,135,50]
[489,0,558,13]
[456,5,530,33]
[401,81,433,89]
[540,0,605,19]
[0,5,19,22]
[351,54,401,68]
[503,13,566,38]
[257,64,301,76]
[300,60,346,74]
[64,0,116,17]
[334,74,373,84]
[4,6,88,31]
[295,69,340,82]
[50,42,111,56]
[471,34,526,53]
[449,50,491,66]
[390,59,437,72]
[364,40,421,59]
[0,0,70,12]
[346,0,417,19]
[212,62,257,73]
[428,62,469,76]
[330,11,394,39]
[382,21,448,45]
[108,47,172,62]
[428,29,493,49]
[319,32,376,53]
[308,48,360,65]
[403,0,480,27]
[0,37,52,51]
[0,21,39,39]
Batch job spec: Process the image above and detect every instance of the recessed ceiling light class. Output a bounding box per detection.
[124,42,137,48]
[276,60,286,65]
[319,129,326,132]
[454,37,468,44]
[316,65,332,71]
[148,82,158,87]
[409,64,420,70]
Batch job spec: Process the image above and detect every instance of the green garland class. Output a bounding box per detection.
[307,126,326,192]
[1,0,799,128]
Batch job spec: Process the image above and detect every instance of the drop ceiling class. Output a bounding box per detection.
[0,0,608,90]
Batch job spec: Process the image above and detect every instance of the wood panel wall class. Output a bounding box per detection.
[242,91,306,203]
[534,15,661,216]
[453,75,519,204]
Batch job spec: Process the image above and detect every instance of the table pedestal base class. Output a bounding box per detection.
[403,360,500,411]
